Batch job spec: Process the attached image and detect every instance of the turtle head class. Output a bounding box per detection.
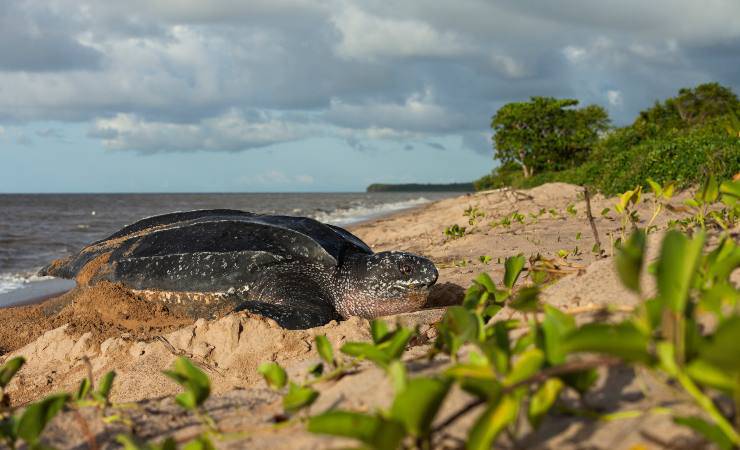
[333,251,438,319]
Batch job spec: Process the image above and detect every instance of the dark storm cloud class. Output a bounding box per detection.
[0,0,738,153]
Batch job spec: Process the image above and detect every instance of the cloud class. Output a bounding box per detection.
[607,90,623,107]
[0,1,103,72]
[331,5,467,60]
[90,110,315,153]
[0,0,738,153]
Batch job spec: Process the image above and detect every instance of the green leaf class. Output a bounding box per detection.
[673,416,733,450]
[94,371,116,402]
[16,394,69,444]
[370,319,389,344]
[387,361,407,393]
[0,356,25,388]
[162,357,211,410]
[504,348,544,387]
[562,322,651,364]
[720,179,740,200]
[437,306,479,355]
[508,286,540,312]
[473,272,497,293]
[74,378,92,401]
[283,383,319,413]
[390,377,451,437]
[561,369,599,395]
[542,305,576,365]
[503,255,526,289]
[698,316,740,371]
[656,230,705,313]
[341,342,391,366]
[314,335,334,366]
[698,175,719,204]
[686,359,736,393]
[646,178,662,196]
[466,395,519,450]
[257,362,288,390]
[308,411,405,450]
[182,435,216,450]
[528,378,564,429]
[378,327,414,361]
[615,229,646,293]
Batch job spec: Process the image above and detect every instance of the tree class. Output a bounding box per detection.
[491,97,609,178]
[635,82,740,132]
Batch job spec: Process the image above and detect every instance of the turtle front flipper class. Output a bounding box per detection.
[235,299,340,329]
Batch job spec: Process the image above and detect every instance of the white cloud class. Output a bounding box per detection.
[326,88,466,133]
[607,90,623,106]
[0,126,4,136]
[331,5,466,60]
[489,54,527,78]
[91,110,315,153]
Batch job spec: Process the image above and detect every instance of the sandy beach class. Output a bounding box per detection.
[0,182,733,449]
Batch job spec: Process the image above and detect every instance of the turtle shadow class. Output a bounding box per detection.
[425,282,465,308]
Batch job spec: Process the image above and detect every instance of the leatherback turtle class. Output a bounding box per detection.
[40,209,438,329]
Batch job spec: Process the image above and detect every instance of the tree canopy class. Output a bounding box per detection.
[634,82,740,133]
[491,97,609,178]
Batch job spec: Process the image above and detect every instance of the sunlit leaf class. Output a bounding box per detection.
[390,377,451,437]
[504,348,544,387]
[673,416,733,450]
[698,316,740,371]
[656,230,705,313]
[466,395,519,450]
[370,319,389,344]
[308,411,405,450]
[163,357,211,411]
[615,229,646,293]
[315,335,334,366]
[0,356,25,388]
[182,434,216,450]
[257,362,287,390]
[686,359,736,393]
[283,383,319,413]
[528,378,564,428]
[542,305,576,365]
[562,322,651,364]
[16,394,70,444]
[503,255,526,289]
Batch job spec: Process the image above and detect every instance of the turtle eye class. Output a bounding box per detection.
[399,263,413,276]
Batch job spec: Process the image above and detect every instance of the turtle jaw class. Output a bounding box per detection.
[333,285,432,319]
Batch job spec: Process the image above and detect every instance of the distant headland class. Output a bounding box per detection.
[366,182,475,192]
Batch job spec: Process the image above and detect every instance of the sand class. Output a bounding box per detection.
[0,182,734,449]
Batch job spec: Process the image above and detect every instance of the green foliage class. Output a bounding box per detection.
[475,82,740,195]
[0,357,24,390]
[491,97,609,178]
[463,205,486,225]
[163,357,211,411]
[443,224,466,239]
[258,362,288,390]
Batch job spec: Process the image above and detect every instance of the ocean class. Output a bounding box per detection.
[0,192,455,307]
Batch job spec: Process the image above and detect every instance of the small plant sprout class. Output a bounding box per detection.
[614,186,643,239]
[645,178,675,232]
[444,224,466,239]
[566,203,577,217]
[463,205,486,226]
[479,255,492,265]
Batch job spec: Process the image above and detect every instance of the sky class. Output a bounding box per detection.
[1,0,739,193]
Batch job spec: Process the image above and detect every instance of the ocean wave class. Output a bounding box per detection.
[313,197,430,226]
[0,270,51,295]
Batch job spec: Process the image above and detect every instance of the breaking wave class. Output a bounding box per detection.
[312,197,430,226]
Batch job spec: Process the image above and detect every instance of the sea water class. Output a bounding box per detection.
[0,192,455,306]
